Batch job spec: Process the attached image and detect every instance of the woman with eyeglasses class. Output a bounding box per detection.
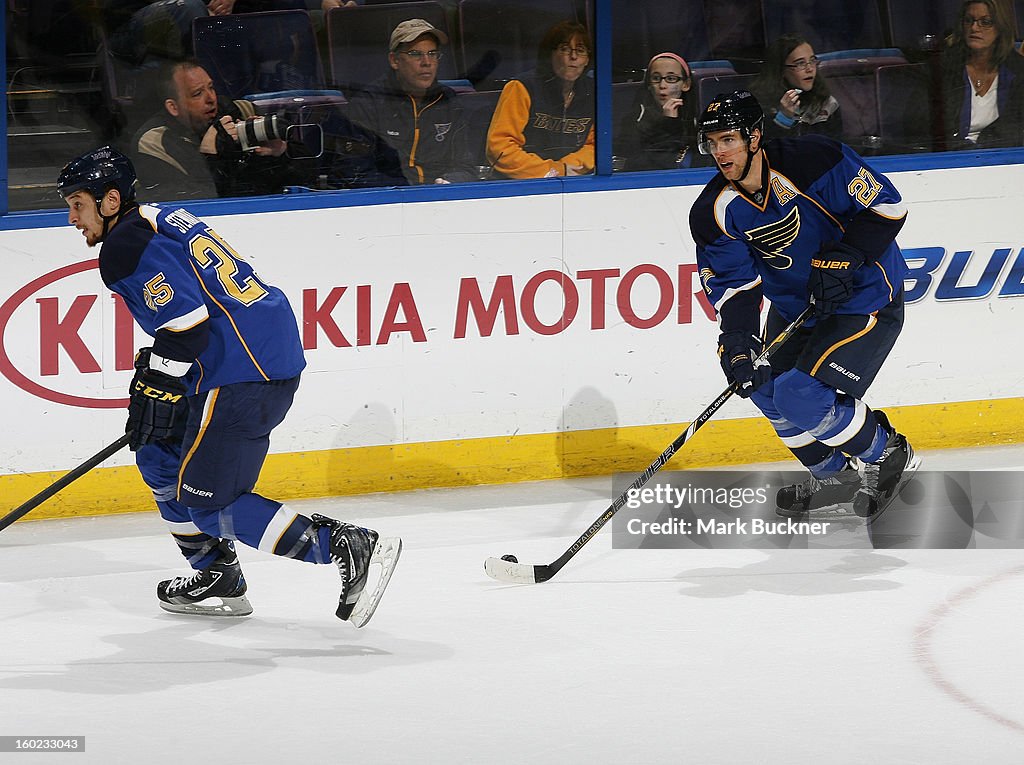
[486,21,595,178]
[614,52,711,171]
[940,0,1024,148]
[750,34,842,141]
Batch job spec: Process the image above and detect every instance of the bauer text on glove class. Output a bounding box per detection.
[807,242,865,315]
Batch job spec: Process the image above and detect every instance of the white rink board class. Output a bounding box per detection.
[1,164,1023,474]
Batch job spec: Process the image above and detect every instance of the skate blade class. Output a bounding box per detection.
[159,594,253,617]
[348,537,402,629]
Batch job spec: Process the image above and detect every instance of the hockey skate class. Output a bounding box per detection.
[854,412,921,520]
[776,460,861,518]
[312,515,402,628]
[157,540,252,616]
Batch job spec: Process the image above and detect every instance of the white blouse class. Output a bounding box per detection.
[967,73,1000,142]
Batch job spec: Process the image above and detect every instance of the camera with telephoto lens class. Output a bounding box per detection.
[236,114,289,152]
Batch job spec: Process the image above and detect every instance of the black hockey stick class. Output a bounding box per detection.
[484,305,814,584]
[0,433,132,532]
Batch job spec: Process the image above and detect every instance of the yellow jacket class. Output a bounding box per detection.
[486,75,595,179]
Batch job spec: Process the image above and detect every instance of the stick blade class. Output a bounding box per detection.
[483,556,552,584]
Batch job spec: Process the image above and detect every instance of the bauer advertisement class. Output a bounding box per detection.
[1,166,1023,505]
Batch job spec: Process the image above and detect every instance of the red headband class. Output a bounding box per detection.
[647,52,691,79]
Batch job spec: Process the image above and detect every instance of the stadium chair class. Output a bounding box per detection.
[817,48,908,74]
[816,50,908,150]
[688,59,740,108]
[697,72,756,112]
[456,88,503,173]
[458,0,581,91]
[875,62,935,153]
[325,2,456,94]
[193,10,329,100]
[762,0,887,54]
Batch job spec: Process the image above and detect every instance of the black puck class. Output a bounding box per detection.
[500,554,518,563]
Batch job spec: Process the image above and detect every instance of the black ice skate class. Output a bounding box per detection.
[312,515,402,628]
[854,412,920,519]
[776,460,861,518]
[157,540,252,617]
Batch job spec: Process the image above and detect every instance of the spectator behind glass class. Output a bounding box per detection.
[486,21,595,178]
[941,0,1024,148]
[345,19,475,184]
[131,60,305,200]
[751,34,842,140]
[615,52,711,170]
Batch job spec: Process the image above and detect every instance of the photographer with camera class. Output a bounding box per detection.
[131,60,310,201]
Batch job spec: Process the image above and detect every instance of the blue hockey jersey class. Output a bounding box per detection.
[689,135,908,333]
[99,205,306,394]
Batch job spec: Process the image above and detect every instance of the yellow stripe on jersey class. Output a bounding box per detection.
[873,261,896,302]
[177,387,219,499]
[187,260,271,381]
[810,314,878,376]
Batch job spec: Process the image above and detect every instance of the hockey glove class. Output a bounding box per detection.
[718,331,771,398]
[807,243,865,316]
[126,348,187,452]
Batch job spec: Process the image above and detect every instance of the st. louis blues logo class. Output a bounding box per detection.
[699,267,715,294]
[744,207,800,269]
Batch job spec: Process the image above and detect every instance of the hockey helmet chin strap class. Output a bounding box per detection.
[735,131,761,185]
[94,192,134,243]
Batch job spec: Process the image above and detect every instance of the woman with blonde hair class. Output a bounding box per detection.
[941,0,1024,147]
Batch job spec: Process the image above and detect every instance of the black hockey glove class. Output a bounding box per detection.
[126,348,187,452]
[718,331,771,398]
[807,243,865,316]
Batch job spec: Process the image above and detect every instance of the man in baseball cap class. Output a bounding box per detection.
[388,18,448,51]
[345,18,474,184]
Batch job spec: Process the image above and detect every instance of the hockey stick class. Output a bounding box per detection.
[0,433,131,532]
[484,305,814,584]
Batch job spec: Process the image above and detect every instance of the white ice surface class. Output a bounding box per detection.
[2,445,1023,764]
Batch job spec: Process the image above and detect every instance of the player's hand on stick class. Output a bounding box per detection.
[126,348,187,451]
[718,331,770,398]
[808,242,864,316]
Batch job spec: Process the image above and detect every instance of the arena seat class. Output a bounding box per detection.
[875,62,934,153]
[325,2,456,94]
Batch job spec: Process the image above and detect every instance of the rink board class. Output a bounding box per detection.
[1,164,1022,518]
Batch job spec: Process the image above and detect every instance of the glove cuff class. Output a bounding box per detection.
[824,242,866,269]
[149,352,192,378]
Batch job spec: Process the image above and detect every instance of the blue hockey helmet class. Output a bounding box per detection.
[697,90,765,154]
[56,146,137,205]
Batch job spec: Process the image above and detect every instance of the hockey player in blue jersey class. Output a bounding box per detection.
[57,147,401,626]
[689,91,919,519]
